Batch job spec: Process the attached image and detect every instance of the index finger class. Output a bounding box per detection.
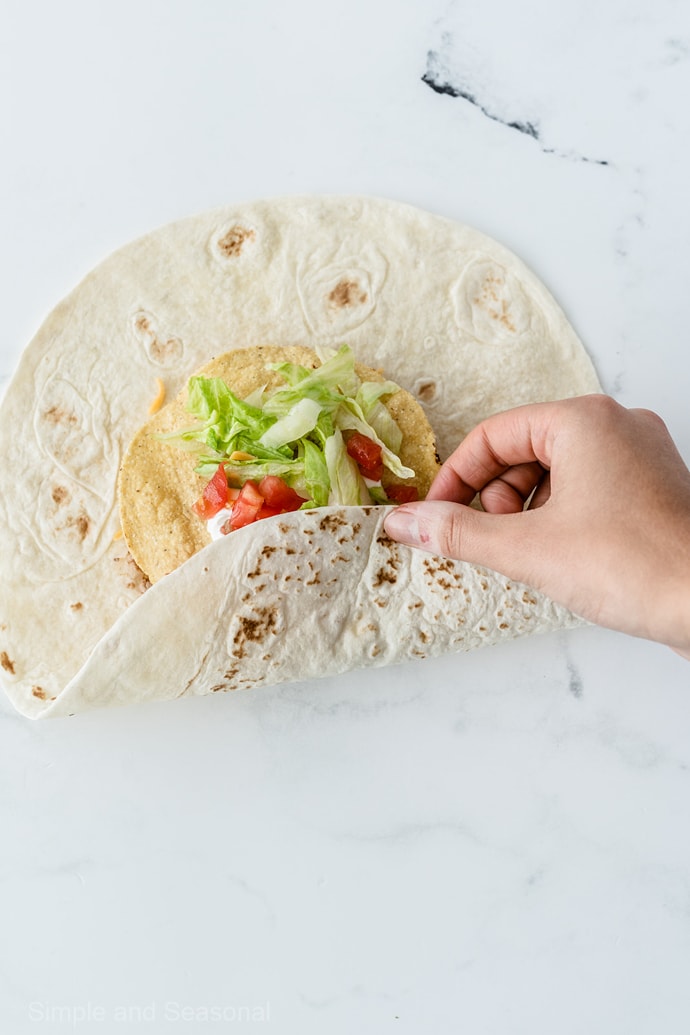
[426,401,558,503]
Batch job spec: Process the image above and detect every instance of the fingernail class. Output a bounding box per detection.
[383,507,421,545]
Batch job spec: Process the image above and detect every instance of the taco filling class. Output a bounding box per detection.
[118,344,440,583]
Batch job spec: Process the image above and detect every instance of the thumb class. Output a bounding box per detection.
[383,501,543,586]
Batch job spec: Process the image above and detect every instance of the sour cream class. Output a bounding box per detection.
[206,508,234,541]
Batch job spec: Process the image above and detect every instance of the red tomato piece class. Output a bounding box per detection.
[346,432,383,480]
[258,475,306,512]
[385,483,419,504]
[192,463,229,520]
[228,479,264,530]
[256,505,283,521]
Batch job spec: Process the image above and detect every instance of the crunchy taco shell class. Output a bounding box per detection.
[118,345,440,583]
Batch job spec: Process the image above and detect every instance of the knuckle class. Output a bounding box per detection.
[434,504,471,560]
[633,407,668,432]
[586,393,624,422]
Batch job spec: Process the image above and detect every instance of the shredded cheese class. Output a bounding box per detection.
[148,377,166,414]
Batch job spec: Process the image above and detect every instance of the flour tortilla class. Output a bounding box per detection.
[0,196,601,718]
[118,345,441,583]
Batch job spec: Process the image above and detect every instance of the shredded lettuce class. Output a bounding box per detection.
[165,343,415,510]
[259,396,322,449]
[263,344,360,416]
[324,430,371,506]
[303,439,330,507]
[335,401,415,480]
[356,381,403,453]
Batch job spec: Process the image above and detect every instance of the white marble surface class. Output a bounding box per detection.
[1,1,690,1032]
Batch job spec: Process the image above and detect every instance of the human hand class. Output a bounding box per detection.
[383,395,690,657]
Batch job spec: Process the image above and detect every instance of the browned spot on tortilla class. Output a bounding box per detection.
[134,313,181,365]
[373,567,397,588]
[113,552,151,594]
[56,508,90,543]
[522,591,537,605]
[372,532,402,589]
[417,380,437,403]
[318,513,348,533]
[218,225,256,257]
[328,279,367,308]
[473,274,517,333]
[232,607,278,659]
[1,651,15,674]
[375,532,402,555]
[419,630,429,643]
[135,313,152,333]
[499,622,509,630]
[44,406,78,426]
[52,486,70,505]
[498,300,516,333]
[261,545,277,557]
[32,686,47,700]
[70,602,83,612]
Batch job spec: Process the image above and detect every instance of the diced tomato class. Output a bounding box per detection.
[217,475,307,533]
[257,505,283,520]
[228,479,264,530]
[346,432,383,481]
[227,477,305,531]
[385,483,419,504]
[192,463,229,520]
[258,475,306,512]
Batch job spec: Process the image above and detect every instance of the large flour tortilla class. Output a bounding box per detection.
[0,196,600,718]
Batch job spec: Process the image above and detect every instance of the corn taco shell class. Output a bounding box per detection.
[118,345,441,584]
[0,196,600,718]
